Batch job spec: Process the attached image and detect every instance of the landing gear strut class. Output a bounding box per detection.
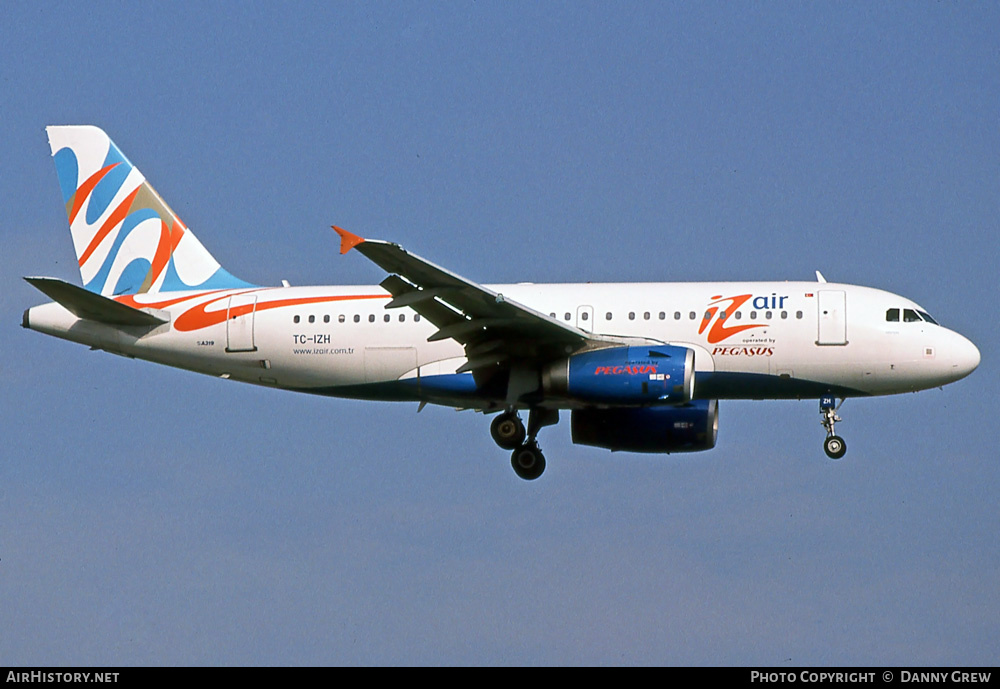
[820,395,847,460]
[492,408,558,480]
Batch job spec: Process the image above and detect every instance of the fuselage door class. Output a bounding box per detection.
[816,290,847,346]
[226,294,258,353]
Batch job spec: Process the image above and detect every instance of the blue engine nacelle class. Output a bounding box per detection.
[543,345,694,404]
[571,399,719,453]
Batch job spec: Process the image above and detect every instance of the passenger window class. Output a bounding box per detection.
[658,312,665,320]
[629,312,635,320]
[750,311,757,320]
[796,311,803,319]
[643,312,650,320]
[765,311,772,319]
[564,312,571,321]
[581,312,589,321]
[324,315,330,323]
[384,314,390,322]
[606,312,613,321]
[353,315,360,323]
[719,310,727,319]
[414,314,421,322]
[338,314,346,323]
[674,312,681,320]
[689,312,696,320]
[903,309,920,323]
[293,315,300,324]
[399,314,405,322]
[369,314,376,323]
[308,315,315,324]
[734,312,742,320]
[886,308,900,322]
[781,311,787,319]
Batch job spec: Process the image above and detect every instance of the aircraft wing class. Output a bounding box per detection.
[333,227,599,374]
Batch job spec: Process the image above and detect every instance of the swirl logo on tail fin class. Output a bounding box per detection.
[47,126,253,296]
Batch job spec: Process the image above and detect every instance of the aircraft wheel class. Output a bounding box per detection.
[824,435,847,460]
[511,443,546,480]
[491,412,526,450]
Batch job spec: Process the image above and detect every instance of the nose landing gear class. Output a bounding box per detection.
[820,395,847,460]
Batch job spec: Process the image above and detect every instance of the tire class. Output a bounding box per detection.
[510,444,546,480]
[824,435,847,460]
[491,413,526,450]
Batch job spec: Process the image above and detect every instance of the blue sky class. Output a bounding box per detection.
[1,2,997,665]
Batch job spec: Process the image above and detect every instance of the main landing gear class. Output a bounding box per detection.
[490,412,526,450]
[820,395,847,460]
[491,408,558,480]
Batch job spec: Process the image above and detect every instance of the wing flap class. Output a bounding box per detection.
[379,275,466,330]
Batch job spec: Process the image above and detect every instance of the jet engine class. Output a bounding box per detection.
[543,345,694,404]
[571,399,719,453]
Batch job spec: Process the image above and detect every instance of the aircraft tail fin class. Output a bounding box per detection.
[46,125,253,296]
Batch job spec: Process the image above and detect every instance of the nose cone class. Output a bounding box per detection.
[947,331,980,383]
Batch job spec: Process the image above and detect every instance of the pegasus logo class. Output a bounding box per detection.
[593,365,660,375]
[698,293,786,344]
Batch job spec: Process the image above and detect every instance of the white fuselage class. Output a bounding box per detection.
[25,280,981,406]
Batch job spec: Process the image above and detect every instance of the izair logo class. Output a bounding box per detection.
[699,293,788,344]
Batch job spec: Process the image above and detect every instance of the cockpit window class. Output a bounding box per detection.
[888,306,939,325]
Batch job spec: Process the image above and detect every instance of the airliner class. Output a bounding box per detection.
[22,126,980,479]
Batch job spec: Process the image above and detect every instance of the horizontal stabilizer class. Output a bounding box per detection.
[24,277,168,326]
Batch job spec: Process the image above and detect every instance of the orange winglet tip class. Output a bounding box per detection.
[332,226,365,254]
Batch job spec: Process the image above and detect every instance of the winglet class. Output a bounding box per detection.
[332,226,365,255]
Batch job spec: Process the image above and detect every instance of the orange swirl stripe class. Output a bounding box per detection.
[78,186,141,267]
[68,163,119,225]
[118,291,389,332]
